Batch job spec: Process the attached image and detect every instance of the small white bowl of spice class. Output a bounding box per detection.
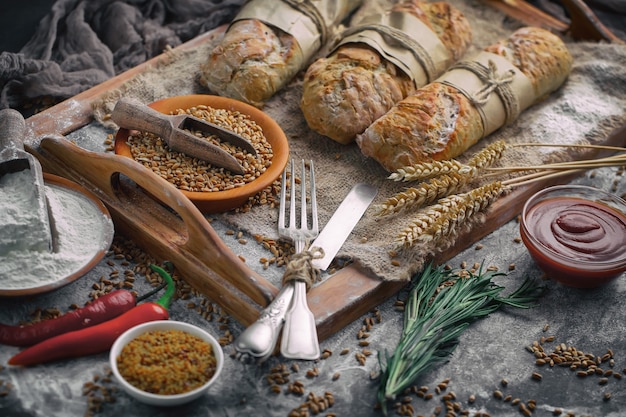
[110,320,224,406]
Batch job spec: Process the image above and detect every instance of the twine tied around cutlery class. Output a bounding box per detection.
[281,246,325,290]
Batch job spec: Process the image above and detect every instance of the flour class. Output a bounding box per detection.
[0,169,51,254]
[0,176,114,290]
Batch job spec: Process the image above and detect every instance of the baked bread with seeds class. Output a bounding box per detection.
[356,26,573,172]
[300,0,472,144]
[199,0,363,108]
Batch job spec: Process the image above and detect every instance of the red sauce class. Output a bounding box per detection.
[525,197,626,263]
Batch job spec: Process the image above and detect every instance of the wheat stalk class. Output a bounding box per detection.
[388,141,624,250]
[487,152,626,174]
[380,142,510,216]
[387,141,508,182]
[396,182,508,248]
[511,143,626,152]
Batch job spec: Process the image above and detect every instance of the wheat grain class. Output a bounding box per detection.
[397,182,508,248]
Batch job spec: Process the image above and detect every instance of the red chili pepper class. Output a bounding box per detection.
[0,290,136,347]
[8,264,176,367]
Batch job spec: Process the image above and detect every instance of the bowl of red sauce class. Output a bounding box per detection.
[520,185,626,288]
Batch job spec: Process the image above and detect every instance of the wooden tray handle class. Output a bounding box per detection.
[38,136,278,320]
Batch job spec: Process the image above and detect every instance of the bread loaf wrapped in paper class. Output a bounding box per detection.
[300,0,472,144]
[199,0,363,107]
[356,26,573,172]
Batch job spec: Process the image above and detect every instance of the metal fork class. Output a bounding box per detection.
[278,159,321,360]
[232,159,319,363]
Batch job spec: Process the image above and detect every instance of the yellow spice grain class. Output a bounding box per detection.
[116,329,217,395]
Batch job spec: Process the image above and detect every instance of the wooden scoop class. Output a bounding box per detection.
[0,109,53,253]
[110,98,257,175]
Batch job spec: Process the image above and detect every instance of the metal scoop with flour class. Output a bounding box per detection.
[0,109,53,254]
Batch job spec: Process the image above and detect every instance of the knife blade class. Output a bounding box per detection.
[311,183,378,270]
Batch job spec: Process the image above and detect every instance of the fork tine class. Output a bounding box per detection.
[278,159,319,240]
[300,160,308,231]
[278,160,288,231]
[289,159,297,230]
[309,160,318,234]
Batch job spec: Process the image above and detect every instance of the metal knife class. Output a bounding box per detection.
[311,183,378,270]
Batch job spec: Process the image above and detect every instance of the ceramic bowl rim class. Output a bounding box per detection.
[521,184,626,271]
[114,94,289,213]
[109,320,224,406]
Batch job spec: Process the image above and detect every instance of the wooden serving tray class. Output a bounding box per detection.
[25,29,626,342]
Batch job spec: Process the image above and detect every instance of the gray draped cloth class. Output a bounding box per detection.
[0,0,244,112]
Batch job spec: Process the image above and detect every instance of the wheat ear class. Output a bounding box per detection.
[467,140,508,169]
[376,173,468,216]
[388,160,473,182]
[396,182,508,248]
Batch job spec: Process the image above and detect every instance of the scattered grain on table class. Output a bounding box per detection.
[83,367,117,417]
[306,367,320,378]
[387,378,487,417]
[288,380,306,396]
[108,236,236,348]
[287,391,335,417]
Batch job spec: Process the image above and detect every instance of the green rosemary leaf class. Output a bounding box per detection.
[377,262,543,415]
[496,275,546,308]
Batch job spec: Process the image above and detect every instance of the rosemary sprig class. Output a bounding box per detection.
[377,263,544,415]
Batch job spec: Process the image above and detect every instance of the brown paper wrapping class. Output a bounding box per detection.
[437,52,535,136]
[233,0,363,61]
[337,10,453,85]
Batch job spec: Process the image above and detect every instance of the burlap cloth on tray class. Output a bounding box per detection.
[93,0,626,282]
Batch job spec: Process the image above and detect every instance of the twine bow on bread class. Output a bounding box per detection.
[469,60,515,104]
[281,246,325,290]
[453,59,520,126]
